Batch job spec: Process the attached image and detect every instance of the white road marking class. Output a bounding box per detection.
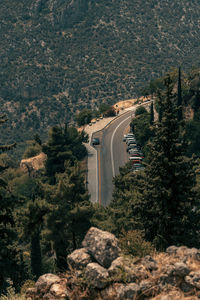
[110,114,132,177]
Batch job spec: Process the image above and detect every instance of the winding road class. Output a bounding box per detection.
[93,109,136,206]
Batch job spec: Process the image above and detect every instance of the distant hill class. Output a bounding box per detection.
[1,0,200,158]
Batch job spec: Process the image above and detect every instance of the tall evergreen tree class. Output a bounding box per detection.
[0,115,20,292]
[150,102,154,125]
[15,175,49,279]
[135,75,199,249]
[45,161,93,270]
[177,67,183,121]
[43,125,87,184]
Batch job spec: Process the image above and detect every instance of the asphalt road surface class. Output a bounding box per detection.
[93,109,136,206]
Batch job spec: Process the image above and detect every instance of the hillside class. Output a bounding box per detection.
[1,0,200,158]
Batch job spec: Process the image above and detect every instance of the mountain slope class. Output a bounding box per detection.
[0,0,200,158]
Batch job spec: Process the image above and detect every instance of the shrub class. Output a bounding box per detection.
[119,229,155,257]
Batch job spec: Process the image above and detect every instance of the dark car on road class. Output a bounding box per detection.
[92,138,100,146]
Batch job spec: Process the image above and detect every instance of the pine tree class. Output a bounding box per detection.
[42,126,73,184]
[0,115,20,292]
[16,176,49,279]
[135,75,199,249]
[42,125,87,184]
[46,161,93,270]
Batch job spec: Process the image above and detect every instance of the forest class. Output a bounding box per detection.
[1,68,200,297]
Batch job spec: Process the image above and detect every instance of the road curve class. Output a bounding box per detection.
[93,109,136,206]
[92,102,152,206]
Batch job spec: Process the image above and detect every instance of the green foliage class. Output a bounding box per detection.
[23,140,42,159]
[138,75,200,249]
[1,2,200,158]
[185,120,200,157]
[43,125,87,184]
[131,108,152,148]
[104,106,116,117]
[119,230,155,257]
[0,286,26,300]
[109,163,144,236]
[99,103,111,114]
[0,117,26,293]
[76,109,93,126]
[135,106,148,116]
[45,161,94,269]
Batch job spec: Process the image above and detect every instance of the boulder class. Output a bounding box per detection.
[167,262,190,277]
[82,227,120,268]
[185,271,200,289]
[108,256,138,282]
[49,282,69,299]
[141,255,158,271]
[166,246,178,255]
[35,274,61,295]
[67,248,92,270]
[118,283,140,299]
[85,262,109,289]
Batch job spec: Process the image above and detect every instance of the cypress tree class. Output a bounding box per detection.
[150,102,154,125]
[136,75,199,249]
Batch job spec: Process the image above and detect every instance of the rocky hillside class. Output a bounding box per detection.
[1,0,200,157]
[26,227,200,300]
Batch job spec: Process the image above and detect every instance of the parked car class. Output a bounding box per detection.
[126,137,136,143]
[127,145,138,152]
[123,133,135,142]
[92,138,100,145]
[128,149,142,155]
[127,141,137,146]
[129,156,142,161]
[129,153,143,158]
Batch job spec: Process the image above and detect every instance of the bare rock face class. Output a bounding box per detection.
[82,227,120,268]
[20,152,47,176]
[67,248,92,270]
[85,262,109,289]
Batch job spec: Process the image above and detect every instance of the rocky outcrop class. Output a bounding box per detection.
[67,248,92,270]
[26,228,200,300]
[82,226,120,268]
[20,152,47,176]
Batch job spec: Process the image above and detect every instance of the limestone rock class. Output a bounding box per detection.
[85,262,109,289]
[108,256,138,282]
[185,271,200,289]
[20,152,47,176]
[49,282,69,299]
[142,255,158,271]
[100,283,126,300]
[35,274,61,295]
[118,283,140,299]
[166,246,178,255]
[167,262,190,277]
[82,227,120,268]
[67,248,92,270]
